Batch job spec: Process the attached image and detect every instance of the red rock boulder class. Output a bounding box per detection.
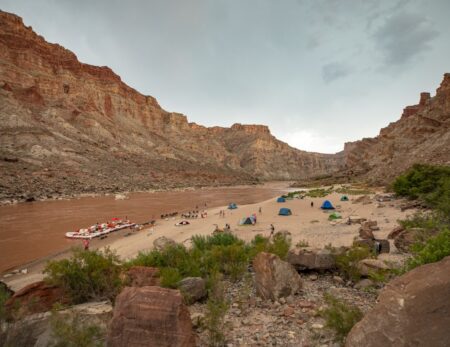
[253,252,302,300]
[107,286,195,347]
[5,281,69,317]
[346,256,450,347]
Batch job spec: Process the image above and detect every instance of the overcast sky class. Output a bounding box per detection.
[1,0,449,153]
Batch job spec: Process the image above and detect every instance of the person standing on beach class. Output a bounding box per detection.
[270,224,275,238]
[259,207,262,214]
[310,201,314,207]
[83,239,90,251]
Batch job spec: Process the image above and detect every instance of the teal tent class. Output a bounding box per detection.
[278,208,292,216]
[228,203,237,209]
[340,195,349,201]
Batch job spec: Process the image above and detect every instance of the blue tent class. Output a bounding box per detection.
[277,197,286,203]
[321,200,335,209]
[228,203,237,209]
[278,208,292,216]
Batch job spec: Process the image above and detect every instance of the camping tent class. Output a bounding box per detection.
[278,208,292,216]
[321,200,335,209]
[277,197,286,203]
[239,215,256,225]
[328,212,342,220]
[228,203,237,209]
[340,195,349,201]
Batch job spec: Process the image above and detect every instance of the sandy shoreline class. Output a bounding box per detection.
[2,189,415,291]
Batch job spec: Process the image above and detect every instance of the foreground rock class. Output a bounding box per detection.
[107,286,195,347]
[357,259,390,276]
[346,256,450,347]
[0,301,112,347]
[287,247,336,271]
[5,281,69,318]
[153,236,177,251]
[253,252,302,300]
[178,277,207,304]
[393,228,426,253]
[126,266,161,287]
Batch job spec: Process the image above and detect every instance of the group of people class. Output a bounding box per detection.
[181,210,208,218]
[161,212,178,219]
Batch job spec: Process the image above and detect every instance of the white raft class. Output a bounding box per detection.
[65,222,136,239]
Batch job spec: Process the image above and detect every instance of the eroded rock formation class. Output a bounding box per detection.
[343,74,450,183]
[0,11,341,202]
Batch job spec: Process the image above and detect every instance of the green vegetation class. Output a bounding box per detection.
[405,228,450,271]
[49,310,105,347]
[0,284,11,322]
[305,188,333,198]
[128,233,291,289]
[335,186,373,195]
[334,245,374,281]
[44,247,122,304]
[392,164,450,218]
[321,293,363,341]
[204,273,229,347]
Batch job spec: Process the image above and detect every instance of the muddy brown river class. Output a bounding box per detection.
[0,183,288,272]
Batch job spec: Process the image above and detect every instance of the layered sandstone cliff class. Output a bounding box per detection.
[0,11,341,201]
[343,74,450,183]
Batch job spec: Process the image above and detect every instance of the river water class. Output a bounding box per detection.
[0,183,288,272]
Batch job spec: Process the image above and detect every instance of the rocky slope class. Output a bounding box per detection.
[342,74,450,183]
[0,11,341,202]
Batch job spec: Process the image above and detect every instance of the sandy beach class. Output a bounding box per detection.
[3,189,415,291]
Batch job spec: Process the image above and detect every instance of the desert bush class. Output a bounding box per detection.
[335,245,373,281]
[405,228,450,271]
[44,247,122,304]
[248,233,291,260]
[305,188,333,198]
[159,267,183,288]
[392,164,450,217]
[204,273,229,347]
[335,186,373,195]
[49,310,105,347]
[321,293,363,341]
[0,284,12,322]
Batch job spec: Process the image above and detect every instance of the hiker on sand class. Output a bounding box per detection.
[270,224,275,238]
[311,201,314,207]
[259,207,262,214]
[82,239,90,251]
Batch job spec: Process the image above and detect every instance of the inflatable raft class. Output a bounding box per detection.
[65,219,136,239]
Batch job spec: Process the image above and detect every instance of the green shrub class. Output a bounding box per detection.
[248,233,291,260]
[296,240,310,248]
[335,186,373,195]
[204,273,229,347]
[191,233,244,251]
[44,247,122,304]
[0,284,12,322]
[160,267,183,288]
[321,293,363,341]
[405,228,450,271]
[49,310,105,347]
[305,188,333,198]
[335,245,373,281]
[392,164,450,217]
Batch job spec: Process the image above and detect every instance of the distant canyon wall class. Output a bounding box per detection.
[0,11,342,201]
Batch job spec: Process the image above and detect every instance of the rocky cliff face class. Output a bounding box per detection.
[343,74,450,183]
[0,11,342,201]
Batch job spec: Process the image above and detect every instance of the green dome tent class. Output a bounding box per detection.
[340,195,349,201]
[328,212,342,220]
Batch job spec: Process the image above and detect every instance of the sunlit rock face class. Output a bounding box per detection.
[0,10,343,201]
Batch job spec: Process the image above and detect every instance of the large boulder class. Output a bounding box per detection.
[387,226,404,239]
[346,256,450,347]
[287,247,336,271]
[107,286,195,347]
[5,281,69,318]
[153,236,177,251]
[253,252,302,300]
[0,301,112,347]
[126,266,160,287]
[357,259,390,276]
[393,228,427,253]
[178,277,207,304]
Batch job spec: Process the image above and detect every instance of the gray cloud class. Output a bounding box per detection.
[322,62,352,83]
[373,12,438,66]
